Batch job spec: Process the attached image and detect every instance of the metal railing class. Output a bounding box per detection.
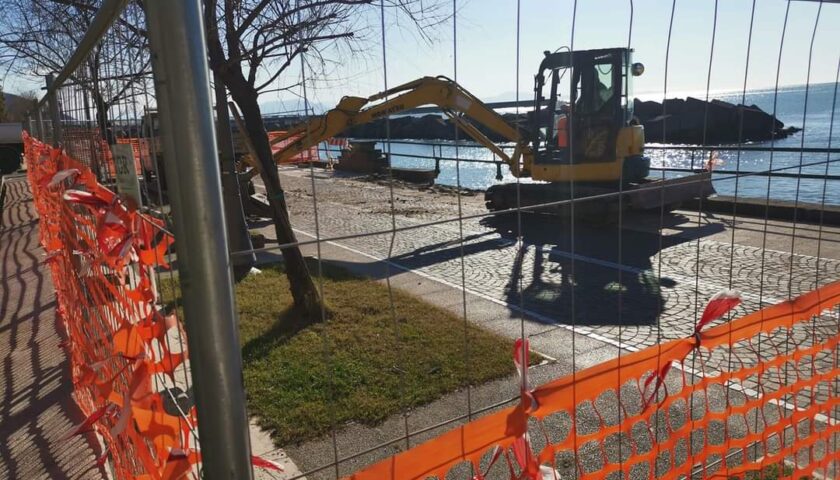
[304,137,840,185]
[15,0,839,478]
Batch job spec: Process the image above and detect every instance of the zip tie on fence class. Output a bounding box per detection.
[642,290,742,412]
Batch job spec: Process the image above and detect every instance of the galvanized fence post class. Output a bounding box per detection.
[46,74,62,145]
[143,0,254,478]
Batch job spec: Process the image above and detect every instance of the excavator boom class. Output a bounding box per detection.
[271,76,532,176]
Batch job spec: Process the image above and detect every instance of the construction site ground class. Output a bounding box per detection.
[249,165,840,479]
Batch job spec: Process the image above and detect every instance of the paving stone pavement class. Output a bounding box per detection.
[0,175,107,479]
[255,167,839,479]
[270,167,840,355]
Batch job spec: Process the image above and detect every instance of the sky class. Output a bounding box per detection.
[261,0,840,114]
[5,0,838,114]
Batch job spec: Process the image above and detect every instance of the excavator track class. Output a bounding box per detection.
[485,182,620,220]
[484,172,715,222]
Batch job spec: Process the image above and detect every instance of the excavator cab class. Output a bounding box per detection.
[530,47,648,183]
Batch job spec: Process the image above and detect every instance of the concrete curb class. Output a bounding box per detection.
[686,195,840,226]
[250,420,306,480]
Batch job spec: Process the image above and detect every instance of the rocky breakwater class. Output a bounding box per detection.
[342,113,522,143]
[336,97,798,145]
[633,97,800,144]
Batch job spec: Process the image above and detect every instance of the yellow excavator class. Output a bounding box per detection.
[270,47,714,217]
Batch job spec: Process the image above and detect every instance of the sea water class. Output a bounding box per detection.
[320,82,840,206]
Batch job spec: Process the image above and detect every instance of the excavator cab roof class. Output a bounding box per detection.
[537,47,632,74]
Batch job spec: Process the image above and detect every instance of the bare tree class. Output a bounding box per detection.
[1,0,446,319]
[0,0,150,137]
[0,0,256,285]
[203,0,446,320]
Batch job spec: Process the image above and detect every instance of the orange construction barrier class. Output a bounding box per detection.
[349,287,840,479]
[115,137,151,174]
[60,128,145,178]
[24,133,280,479]
[61,127,112,175]
[268,130,321,163]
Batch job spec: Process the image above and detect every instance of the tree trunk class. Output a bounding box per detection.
[213,77,256,281]
[226,79,324,319]
[92,89,110,141]
[90,89,112,180]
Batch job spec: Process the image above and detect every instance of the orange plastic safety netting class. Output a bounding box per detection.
[268,130,324,163]
[24,133,283,479]
[24,131,197,478]
[348,286,840,479]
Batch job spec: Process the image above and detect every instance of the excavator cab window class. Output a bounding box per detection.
[532,48,628,166]
[574,63,615,116]
[544,66,570,149]
[569,52,622,163]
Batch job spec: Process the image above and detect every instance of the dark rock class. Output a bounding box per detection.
[342,113,526,143]
[635,97,797,144]
[325,96,799,146]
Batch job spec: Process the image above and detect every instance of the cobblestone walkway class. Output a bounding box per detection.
[0,175,105,479]
[274,168,840,353]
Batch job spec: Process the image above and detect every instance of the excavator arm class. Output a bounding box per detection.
[270,76,532,177]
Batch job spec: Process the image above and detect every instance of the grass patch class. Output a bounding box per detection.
[164,262,530,445]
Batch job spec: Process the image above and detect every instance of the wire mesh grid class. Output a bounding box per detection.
[243,1,839,479]
[18,0,840,479]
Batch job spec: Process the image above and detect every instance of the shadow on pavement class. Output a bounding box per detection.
[0,176,106,479]
[280,204,724,328]
[483,212,725,326]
